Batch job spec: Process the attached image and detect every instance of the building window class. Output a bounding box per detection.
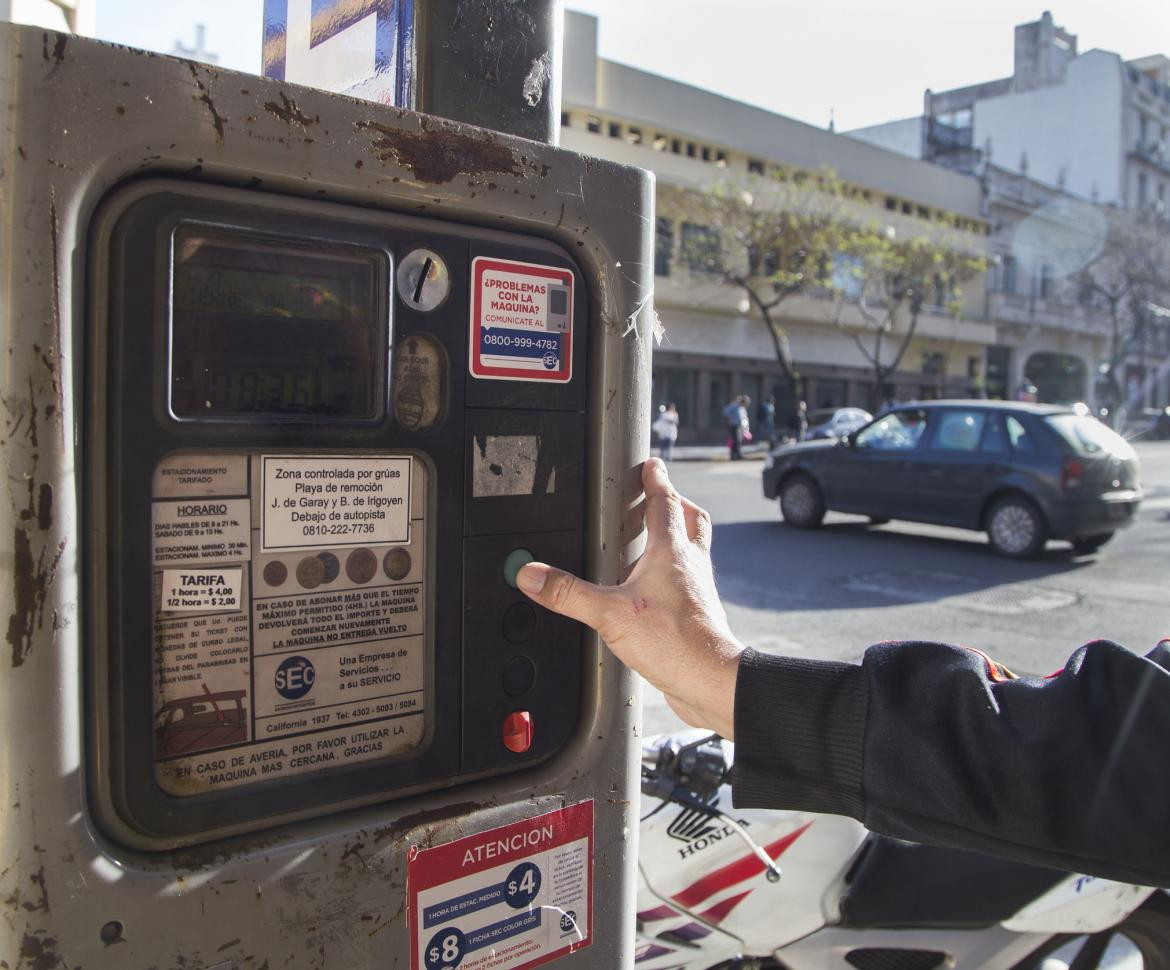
[608,121,622,138]
[586,115,601,133]
[747,158,764,175]
[715,151,728,167]
[653,134,668,151]
[679,222,720,272]
[748,244,781,278]
[916,206,930,220]
[901,201,912,215]
[1138,171,1149,207]
[701,146,711,162]
[560,111,570,127]
[654,217,673,277]
[1001,255,1017,294]
[1039,264,1054,299]
[627,126,642,145]
[885,196,898,211]
[671,138,682,154]
[686,142,697,158]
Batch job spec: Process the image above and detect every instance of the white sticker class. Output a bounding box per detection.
[160,568,244,614]
[409,802,594,970]
[261,455,411,551]
[469,257,573,383]
[153,498,251,565]
[152,454,249,498]
[152,452,430,795]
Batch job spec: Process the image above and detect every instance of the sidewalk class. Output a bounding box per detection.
[657,442,771,462]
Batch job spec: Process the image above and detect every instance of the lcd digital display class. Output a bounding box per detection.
[169,227,387,418]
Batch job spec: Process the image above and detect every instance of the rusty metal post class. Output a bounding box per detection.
[411,0,563,144]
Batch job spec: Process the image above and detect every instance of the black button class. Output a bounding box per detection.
[503,657,536,697]
[502,602,537,644]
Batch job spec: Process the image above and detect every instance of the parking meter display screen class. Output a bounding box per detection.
[169,228,387,418]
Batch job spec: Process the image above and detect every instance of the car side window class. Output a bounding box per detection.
[980,413,1009,454]
[1005,415,1036,453]
[928,410,985,452]
[854,409,928,451]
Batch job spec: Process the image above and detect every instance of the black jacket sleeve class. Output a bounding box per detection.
[731,638,1170,886]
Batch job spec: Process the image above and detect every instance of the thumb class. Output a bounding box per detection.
[516,562,610,632]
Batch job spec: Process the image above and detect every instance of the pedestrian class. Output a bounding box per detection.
[756,395,777,446]
[723,395,749,460]
[515,458,1170,888]
[787,399,808,442]
[651,403,679,461]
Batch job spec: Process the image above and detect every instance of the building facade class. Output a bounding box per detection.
[561,12,994,443]
[848,12,1170,417]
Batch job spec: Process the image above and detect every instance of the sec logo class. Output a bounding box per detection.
[275,655,316,700]
[542,351,558,369]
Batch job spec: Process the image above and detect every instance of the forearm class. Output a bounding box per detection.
[731,640,1170,886]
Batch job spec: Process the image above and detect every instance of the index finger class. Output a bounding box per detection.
[641,457,687,547]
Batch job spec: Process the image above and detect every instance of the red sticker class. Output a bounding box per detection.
[408,801,594,970]
[469,257,573,383]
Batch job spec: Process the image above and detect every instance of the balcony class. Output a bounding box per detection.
[988,291,1110,336]
[1131,141,1170,178]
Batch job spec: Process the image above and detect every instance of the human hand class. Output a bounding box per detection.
[516,458,744,738]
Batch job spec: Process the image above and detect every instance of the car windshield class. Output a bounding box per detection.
[854,409,928,450]
[1044,414,1136,459]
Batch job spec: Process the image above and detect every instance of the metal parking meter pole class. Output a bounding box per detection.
[412,0,563,144]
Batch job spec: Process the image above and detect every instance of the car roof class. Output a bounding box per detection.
[891,399,1074,416]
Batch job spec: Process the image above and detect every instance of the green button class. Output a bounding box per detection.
[503,548,535,589]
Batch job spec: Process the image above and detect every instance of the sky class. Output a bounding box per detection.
[93,0,1170,130]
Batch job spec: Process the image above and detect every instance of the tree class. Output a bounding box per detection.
[828,226,986,410]
[660,168,852,401]
[1078,207,1170,426]
[661,168,985,411]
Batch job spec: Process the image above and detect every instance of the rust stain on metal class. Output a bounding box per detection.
[353,120,520,185]
[19,931,61,970]
[371,801,486,845]
[7,530,66,668]
[264,92,319,129]
[41,32,66,66]
[186,62,227,144]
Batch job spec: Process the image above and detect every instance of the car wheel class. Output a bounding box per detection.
[1071,532,1114,554]
[986,496,1046,558]
[779,474,825,528]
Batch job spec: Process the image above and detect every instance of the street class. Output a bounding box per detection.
[642,440,1170,736]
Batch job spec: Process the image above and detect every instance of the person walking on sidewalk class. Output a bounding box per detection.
[724,395,750,460]
[652,403,680,461]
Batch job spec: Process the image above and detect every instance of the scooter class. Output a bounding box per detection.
[637,730,1170,970]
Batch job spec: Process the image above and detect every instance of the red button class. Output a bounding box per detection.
[502,711,533,753]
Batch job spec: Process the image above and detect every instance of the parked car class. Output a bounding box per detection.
[805,406,873,440]
[762,400,1142,557]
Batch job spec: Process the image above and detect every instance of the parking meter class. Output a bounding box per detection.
[0,24,652,969]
